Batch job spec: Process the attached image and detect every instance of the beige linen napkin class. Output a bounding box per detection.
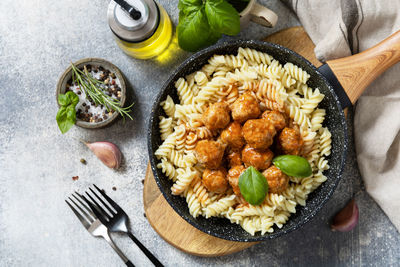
[281,0,400,231]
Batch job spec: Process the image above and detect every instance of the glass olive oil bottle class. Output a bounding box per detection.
[108,0,172,59]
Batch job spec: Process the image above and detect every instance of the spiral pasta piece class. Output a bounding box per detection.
[194,71,208,86]
[301,88,325,114]
[160,95,175,118]
[185,187,202,218]
[286,105,312,129]
[319,127,332,156]
[273,210,290,228]
[238,47,273,65]
[157,158,177,181]
[159,116,173,141]
[155,133,176,160]
[185,132,198,151]
[194,76,228,103]
[256,78,287,106]
[171,167,198,195]
[283,62,310,84]
[175,78,194,105]
[311,108,326,132]
[204,194,236,218]
[191,176,211,207]
[174,124,187,152]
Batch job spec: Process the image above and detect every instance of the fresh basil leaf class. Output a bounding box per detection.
[205,0,240,36]
[178,0,203,15]
[178,6,212,52]
[273,155,312,178]
[238,166,268,205]
[58,94,70,106]
[65,91,79,106]
[56,106,75,134]
[66,105,76,123]
[207,29,222,44]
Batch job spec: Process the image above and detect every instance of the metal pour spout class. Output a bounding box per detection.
[113,0,142,20]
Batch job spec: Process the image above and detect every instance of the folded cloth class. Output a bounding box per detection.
[281,0,400,231]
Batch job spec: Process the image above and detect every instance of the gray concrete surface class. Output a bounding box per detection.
[0,0,399,266]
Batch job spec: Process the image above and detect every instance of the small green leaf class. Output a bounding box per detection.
[65,91,79,106]
[205,0,240,36]
[56,91,78,134]
[178,0,203,15]
[207,29,222,44]
[273,155,312,178]
[178,6,212,52]
[238,166,269,205]
[58,94,70,106]
[56,106,75,134]
[66,105,76,123]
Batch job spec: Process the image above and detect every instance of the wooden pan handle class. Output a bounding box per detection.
[326,30,400,104]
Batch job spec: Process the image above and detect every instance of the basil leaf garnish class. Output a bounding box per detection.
[66,91,79,106]
[273,155,312,178]
[178,0,203,15]
[177,0,242,52]
[205,0,240,36]
[178,6,211,52]
[58,94,70,106]
[56,91,78,134]
[238,166,269,205]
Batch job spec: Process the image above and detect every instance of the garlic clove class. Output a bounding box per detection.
[85,141,122,169]
[331,199,359,232]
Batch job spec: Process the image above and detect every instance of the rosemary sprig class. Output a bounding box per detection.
[70,63,134,120]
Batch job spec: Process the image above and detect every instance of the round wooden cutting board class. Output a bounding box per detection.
[143,27,321,257]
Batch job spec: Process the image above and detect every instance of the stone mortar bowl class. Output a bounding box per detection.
[56,58,126,129]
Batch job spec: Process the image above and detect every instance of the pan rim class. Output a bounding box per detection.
[147,39,348,242]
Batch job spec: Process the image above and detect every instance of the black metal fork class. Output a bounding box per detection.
[81,184,164,267]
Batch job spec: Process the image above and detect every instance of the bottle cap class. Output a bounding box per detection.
[108,0,159,43]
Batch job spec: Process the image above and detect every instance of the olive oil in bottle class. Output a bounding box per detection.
[108,0,172,59]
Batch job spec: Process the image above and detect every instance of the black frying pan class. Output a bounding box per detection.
[148,31,400,242]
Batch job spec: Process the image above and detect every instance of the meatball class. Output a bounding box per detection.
[227,165,246,196]
[261,110,287,131]
[220,122,245,149]
[262,166,289,194]
[195,140,225,169]
[231,93,261,123]
[242,119,277,149]
[202,168,228,193]
[202,102,231,131]
[278,127,303,155]
[241,144,274,170]
[227,149,242,167]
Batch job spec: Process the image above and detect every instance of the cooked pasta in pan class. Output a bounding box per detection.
[155,47,332,235]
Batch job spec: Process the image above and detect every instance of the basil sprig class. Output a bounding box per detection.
[273,155,312,178]
[56,91,79,134]
[178,0,243,52]
[238,166,269,205]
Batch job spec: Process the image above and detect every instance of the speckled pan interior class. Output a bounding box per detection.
[148,40,348,242]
